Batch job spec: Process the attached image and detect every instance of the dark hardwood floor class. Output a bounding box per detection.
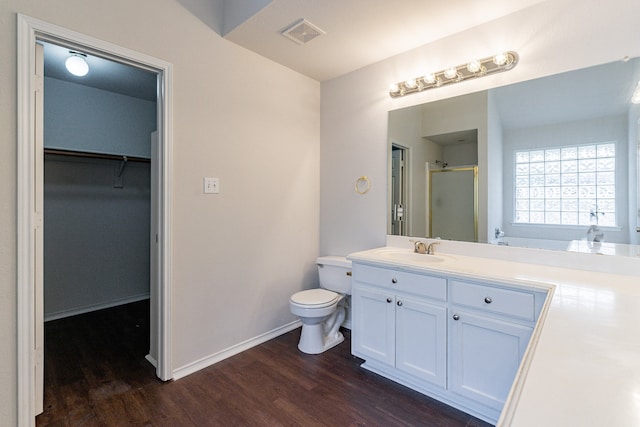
[36,301,492,426]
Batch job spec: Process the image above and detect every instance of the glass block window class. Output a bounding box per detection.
[514,143,616,226]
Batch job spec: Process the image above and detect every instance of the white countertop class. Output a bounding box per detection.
[347,240,640,426]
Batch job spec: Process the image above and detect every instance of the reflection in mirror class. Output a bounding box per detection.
[388,58,640,254]
[430,166,478,242]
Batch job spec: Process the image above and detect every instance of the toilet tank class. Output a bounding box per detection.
[316,256,352,294]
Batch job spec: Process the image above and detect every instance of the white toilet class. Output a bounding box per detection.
[289,256,352,354]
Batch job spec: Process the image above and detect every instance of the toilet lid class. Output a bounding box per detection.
[290,289,339,307]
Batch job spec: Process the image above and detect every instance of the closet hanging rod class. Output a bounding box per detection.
[44,148,151,163]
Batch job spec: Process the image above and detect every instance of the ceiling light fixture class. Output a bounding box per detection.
[65,51,89,77]
[389,51,518,98]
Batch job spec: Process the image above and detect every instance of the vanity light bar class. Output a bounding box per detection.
[389,51,519,98]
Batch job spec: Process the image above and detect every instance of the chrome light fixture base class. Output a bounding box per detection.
[389,51,518,98]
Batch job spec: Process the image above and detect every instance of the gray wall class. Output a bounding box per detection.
[44,77,157,158]
[44,156,151,319]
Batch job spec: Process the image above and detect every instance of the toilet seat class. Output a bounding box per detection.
[290,289,340,309]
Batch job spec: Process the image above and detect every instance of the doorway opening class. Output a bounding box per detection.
[17,15,173,425]
[390,144,409,236]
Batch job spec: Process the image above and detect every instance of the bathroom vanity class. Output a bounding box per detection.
[349,249,547,423]
[348,240,640,425]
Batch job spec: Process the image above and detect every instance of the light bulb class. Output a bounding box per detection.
[65,54,89,77]
[389,83,400,93]
[467,60,482,73]
[444,67,458,79]
[405,78,417,89]
[423,73,436,84]
[493,52,508,66]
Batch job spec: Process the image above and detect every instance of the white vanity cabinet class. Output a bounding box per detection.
[351,264,447,388]
[448,280,536,412]
[350,261,546,424]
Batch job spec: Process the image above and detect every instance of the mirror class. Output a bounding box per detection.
[388,57,640,254]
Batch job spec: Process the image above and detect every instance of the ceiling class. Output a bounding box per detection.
[41,0,548,99]
[41,41,157,101]
[223,0,547,82]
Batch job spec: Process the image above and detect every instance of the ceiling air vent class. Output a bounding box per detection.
[281,19,325,45]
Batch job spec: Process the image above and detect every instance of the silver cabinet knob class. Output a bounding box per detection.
[484,297,493,304]
[386,297,392,303]
[397,300,403,307]
[452,314,460,321]
[391,278,398,284]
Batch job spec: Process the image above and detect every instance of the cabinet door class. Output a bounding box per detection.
[448,310,533,411]
[352,284,395,366]
[396,296,447,387]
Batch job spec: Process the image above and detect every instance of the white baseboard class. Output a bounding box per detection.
[172,320,302,380]
[145,353,158,368]
[44,293,150,322]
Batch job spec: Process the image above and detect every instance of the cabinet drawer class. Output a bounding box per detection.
[449,280,534,321]
[354,264,446,301]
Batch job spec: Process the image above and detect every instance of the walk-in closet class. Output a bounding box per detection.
[42,41,157,321]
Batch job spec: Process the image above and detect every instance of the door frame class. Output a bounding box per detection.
[17,14,174,425]
[389,142,411,236]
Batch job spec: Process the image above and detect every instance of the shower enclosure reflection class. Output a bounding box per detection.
[430,166,478,242]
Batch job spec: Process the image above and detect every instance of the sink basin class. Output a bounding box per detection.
[375,248,447,264]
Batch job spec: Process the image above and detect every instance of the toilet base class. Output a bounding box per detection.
[298,324,344,354]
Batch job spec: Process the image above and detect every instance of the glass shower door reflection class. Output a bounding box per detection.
[429,166,478,242]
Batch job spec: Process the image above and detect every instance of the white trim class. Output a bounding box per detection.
[172,321,302,380]
[43,294,151,322]
[145,354,158,368]
[17,14,174,426]
[16,15,38,426]
[157,57,174,383]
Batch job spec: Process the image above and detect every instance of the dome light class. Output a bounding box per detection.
[65,53,89,77]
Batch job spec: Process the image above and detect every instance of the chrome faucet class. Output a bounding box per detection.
[413,240,428,254]
[412,240,440,255]
[426,241,440,255]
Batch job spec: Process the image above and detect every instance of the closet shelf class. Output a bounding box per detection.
[44,148,151,163]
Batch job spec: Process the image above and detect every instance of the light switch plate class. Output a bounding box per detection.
[204,177,220,194]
